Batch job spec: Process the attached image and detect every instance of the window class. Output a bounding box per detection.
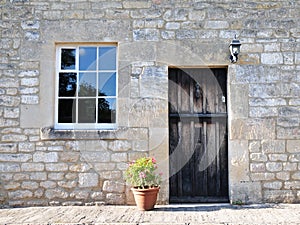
[55,44,117,129]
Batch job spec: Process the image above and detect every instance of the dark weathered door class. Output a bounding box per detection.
[169,68,228,203]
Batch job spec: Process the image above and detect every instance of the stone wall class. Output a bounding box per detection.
[0,0,300,206]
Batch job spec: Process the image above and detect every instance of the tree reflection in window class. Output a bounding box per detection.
[61,49,76,70]
[59,73,77,97]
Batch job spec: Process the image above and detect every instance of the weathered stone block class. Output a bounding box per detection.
[78,173,99,187]
[8,190,32,200]
[250,153,268,162]
[292,172,300,180]
[249,84,280,98]
[287,140,300,153]
[123,1,151,9]
[0,154,31,162]
[276,172,290,181]
[103,181,125,193]
[279,106,300,117]
[263,181,282,190]
[70,190,89,199]
[19,142,35,152]
[165,22,180,30]
[264,43,280,52]
[21,163,44,172]
[250,163,265,172]
[284,181,300,189]
[4,182,20,190]
[59,152,80,162]
[48,173,64,181]
[111,153,127,162]
[283,162,297,171]
[46,163,68,172]
[69,163,91,172]
[229,181,262,204]
[33,152,58,163]
[249,107,277,117]
[100,171,122,180]
[266,162,283,172]
[93,163,116,171]
[230,118,276,140]
[262,53,283,64]
[21,95,39,104]
[106,193,125,205]
[249,98,286,107]
[277,117,299,128]
[2,135,27,142]
[249,141,260,153]
[80,151,110,163]
[269,154,288,162]
[188,10,205,20]
[264,190,294,203]
[30,172,47,181]
[45,189,68,199]
[0,78,19,88]
[283,52,294,65]
[108,140,131,152]
[163,9,187,21]
[40,181,57,189]
[277,127,300,139]
[205,21,229,29]
[0,143,17,153]
[228,140,250,184]
[58,181,77,189]
[47,146,64,151]
[289,154,300,162]
[21,181,39,190]
[0,96,20,107]
[175,29,196,39]
[229,84,248,118]
[90,191,105,200]
[133,29,159,41]
[251,173,275,181]
[4,108,19,118]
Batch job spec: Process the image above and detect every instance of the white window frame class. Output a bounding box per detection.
[55,43,118,130]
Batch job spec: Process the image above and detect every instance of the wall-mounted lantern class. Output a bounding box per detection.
[229,36,241,63]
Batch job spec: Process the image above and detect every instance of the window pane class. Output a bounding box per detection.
[99,47,116,70]
[78,99,96,123]
[61,49,76,70]
[79,47,97,71]
[98,98,116,123]
[58,99,76,123]
[59,73,77,97]
[98,72,116,96]
[79,72,96,97]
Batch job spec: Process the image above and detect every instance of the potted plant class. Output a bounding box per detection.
[124,157,162,211]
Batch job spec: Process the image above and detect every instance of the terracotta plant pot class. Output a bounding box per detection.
[131,187,160,211]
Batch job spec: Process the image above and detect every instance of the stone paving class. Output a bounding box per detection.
[0,204,300,225]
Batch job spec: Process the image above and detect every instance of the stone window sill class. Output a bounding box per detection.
[40,127,125,140]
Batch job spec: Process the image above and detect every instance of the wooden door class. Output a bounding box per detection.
[169,68,229,203]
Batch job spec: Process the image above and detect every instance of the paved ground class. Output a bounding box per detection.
[0,203,300,225]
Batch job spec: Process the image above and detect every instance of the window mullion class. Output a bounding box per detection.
[76,46,79,124]
[95,47,99,124]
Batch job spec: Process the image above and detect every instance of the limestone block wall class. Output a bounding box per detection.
[0,0,299,206]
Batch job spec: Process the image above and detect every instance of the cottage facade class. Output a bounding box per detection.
[1,0,300,207]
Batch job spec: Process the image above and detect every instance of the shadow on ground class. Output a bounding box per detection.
[154,203,278,212]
